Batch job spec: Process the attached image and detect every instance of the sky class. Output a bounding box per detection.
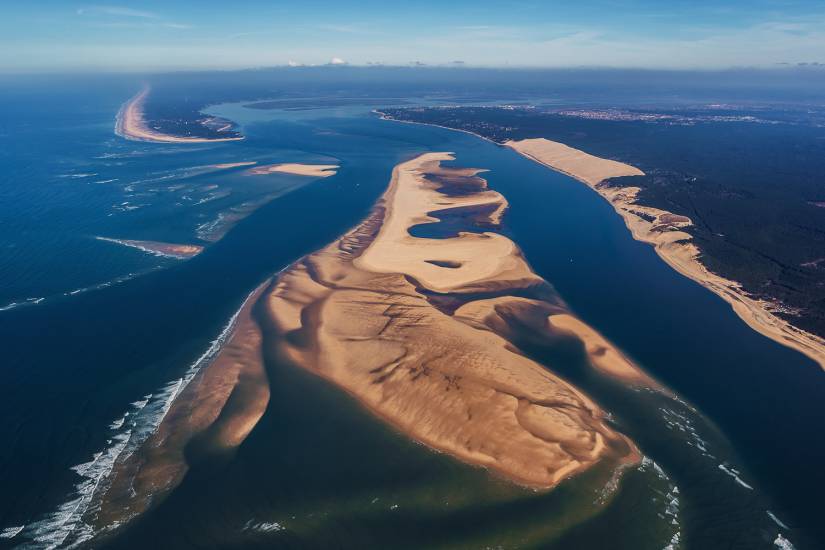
[2,0,825,72]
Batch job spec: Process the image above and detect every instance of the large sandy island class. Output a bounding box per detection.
[266,152,647,489]
[507,138,825,370]
[115,87,243,144]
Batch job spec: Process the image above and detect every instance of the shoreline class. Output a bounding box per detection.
[266,152,649,491]
[115,86,244,144]
[375,113,825,371]
[91,281,271,534]
[506,138,825,371]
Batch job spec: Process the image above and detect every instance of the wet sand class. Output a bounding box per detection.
[210,162,257,170]
[97,237,204,259]
[93,284,270,529]
[266,152,644,489]
[245,163,339,177]
[115,87,243,144]
[507,138,825,371]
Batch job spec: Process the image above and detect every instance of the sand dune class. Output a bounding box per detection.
[267,152,644,489]
[245,163,339,177]
[115,87,243,144]
[507,138,825,371]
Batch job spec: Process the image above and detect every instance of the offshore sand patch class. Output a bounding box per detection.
[506,138,825,371]
[96,236,204,259]
[244,163,339,177]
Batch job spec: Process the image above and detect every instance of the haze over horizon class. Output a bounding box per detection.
[4,0,825,72]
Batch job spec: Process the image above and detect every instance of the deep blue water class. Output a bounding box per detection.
[0,77,822,549]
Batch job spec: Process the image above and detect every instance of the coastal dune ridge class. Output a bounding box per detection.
[266,151,649,490]
[115,86,243,144]
[506,137,825,371]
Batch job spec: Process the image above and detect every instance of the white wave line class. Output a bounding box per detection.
[6,284,265,549]
[717,464,754,490]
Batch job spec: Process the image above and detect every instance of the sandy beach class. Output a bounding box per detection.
[507,138,825,371]
[115,87,243,144]
[266,152,646,490]
[245,163,339,177]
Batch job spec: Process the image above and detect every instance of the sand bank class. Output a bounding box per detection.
[245,163,339,177]
[96,236,203,259]
[115,87,243,144]
[211,162,257,170]
[94,284,270,528]
[507,138,825,371]
[266,152,645,490]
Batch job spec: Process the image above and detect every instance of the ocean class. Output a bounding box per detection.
[0,75,822,549]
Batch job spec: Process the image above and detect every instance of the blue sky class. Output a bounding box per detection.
[2,1,825,71]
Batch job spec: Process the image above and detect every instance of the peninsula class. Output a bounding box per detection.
[115,87,243,144]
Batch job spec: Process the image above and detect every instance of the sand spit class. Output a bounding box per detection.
[507,138,825,371]
[211,162,257,170]
[96,236,203,259]
[94,284,270,529]
[115,87,243,144]
[267,152,644,489]
[245,163,339,177]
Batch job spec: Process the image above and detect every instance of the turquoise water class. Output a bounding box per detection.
[0,79,821,549]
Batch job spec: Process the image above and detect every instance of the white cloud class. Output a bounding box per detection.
[77,6,159,19]
[329,57,347,65]
[76,5,192,32]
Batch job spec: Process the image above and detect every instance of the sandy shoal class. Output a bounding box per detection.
[267,152,645,490]
[96,236,204,259]
[94,284,270,528]
[245,163,339,177]
[506,138,825,371]
[115,87,243,144]
[211,162,257,170]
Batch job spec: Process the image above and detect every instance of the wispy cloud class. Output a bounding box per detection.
[76,6,159,19]
[76,5,192,30]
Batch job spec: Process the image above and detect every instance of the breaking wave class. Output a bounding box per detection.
[1,287,258,548]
